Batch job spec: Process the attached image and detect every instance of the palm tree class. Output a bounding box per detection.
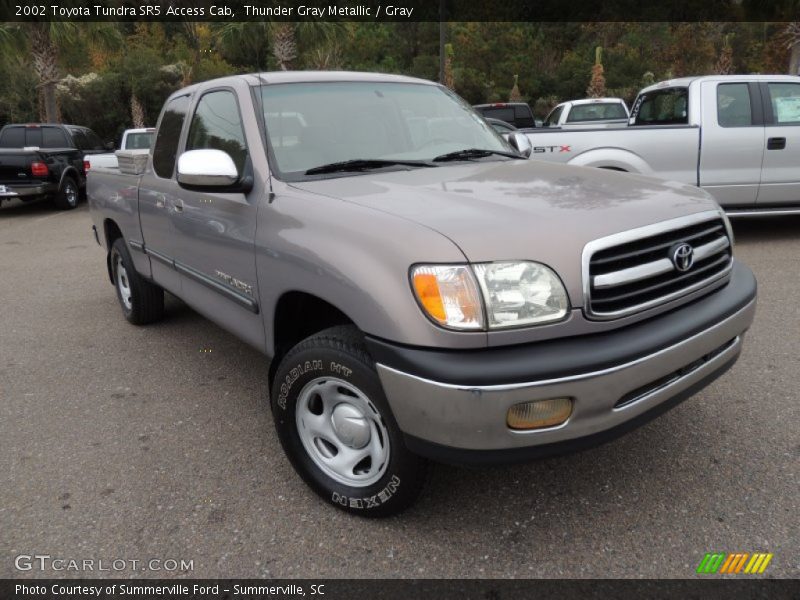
[785,22,800,75]
[0,22,118,123]
[272,23,298,70]
[218,22,344,72]
[30,23,79,122]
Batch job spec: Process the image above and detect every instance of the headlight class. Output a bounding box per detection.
[473,261,568,328]
[411,261,569,330]
[410,265,484,330]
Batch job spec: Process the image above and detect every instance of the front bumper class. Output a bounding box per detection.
[368,261,757,465]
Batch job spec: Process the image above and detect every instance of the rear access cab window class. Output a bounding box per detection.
[152,95,191,179]
[0,125,71,148]
[631,87,689,125]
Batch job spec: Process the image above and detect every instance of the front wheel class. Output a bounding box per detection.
[271,326,428,517]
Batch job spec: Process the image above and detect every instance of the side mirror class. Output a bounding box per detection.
[105,141,116,151]
[508,132,532,158]
[177,149,239,188]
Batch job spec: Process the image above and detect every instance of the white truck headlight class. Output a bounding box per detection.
[411,261,569,330]
[473,261,569,328]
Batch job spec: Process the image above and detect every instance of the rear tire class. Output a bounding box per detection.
[110,238,164,325]
[53,177,79,210]
[271,326,428,517]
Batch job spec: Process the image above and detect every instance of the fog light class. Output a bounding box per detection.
[507,398,573,430]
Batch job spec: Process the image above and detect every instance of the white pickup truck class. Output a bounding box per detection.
[525,75,800,216]
[543,97,629,128]
[86,127,155,170]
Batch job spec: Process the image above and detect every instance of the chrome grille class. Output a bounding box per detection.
[585,213,733,319]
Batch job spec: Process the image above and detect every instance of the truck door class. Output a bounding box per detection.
[757,81,800,206]
[170,86,265,351]
[138,94,192,296]
[698,80,765,207]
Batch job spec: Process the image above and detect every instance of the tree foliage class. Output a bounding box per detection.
[0,21,794,140]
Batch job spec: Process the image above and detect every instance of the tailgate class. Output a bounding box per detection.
[0,150,39,184]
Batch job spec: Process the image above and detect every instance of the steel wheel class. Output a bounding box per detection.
[295,377,390,487]
[114,254,133,310]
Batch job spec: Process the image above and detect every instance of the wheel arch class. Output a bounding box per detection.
[568,148,652,174]
[58,166,81,189]
[103,219,124,284]
[268,291,358,389]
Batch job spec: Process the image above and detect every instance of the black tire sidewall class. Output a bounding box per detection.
[110,239,136,322]
[271,340,424,516]
[55,177,79,210]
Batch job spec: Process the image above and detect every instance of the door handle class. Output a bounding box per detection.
[174,198,184,213]
[767,137,786,150]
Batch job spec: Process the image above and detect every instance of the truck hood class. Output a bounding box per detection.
[290,159,721,303]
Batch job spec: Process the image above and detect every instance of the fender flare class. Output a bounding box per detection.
[58,166,81,190]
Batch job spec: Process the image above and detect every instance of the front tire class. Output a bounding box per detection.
[271,326,428,517]
[110,238,164,325]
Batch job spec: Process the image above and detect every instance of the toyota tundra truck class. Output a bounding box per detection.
[87,72,757,516]
[524,75,800,217]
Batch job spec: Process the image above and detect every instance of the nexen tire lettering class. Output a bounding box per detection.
[277,360,323,409]
[332,475,401,509]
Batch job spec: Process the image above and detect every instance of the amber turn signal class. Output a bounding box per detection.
[411,265,484,330]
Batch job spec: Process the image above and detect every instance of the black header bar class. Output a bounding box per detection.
[3,0,800,22]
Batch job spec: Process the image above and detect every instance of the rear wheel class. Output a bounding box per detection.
[271,326,428,517]
[53,177,79,210]
[110,238,164,325]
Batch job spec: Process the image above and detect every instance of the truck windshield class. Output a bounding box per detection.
[260,81,510,179]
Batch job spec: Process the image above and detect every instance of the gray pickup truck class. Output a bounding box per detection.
[525,75,800,217]
[88,72,757,516]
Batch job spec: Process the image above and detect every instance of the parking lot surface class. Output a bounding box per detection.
[1,199,797,578]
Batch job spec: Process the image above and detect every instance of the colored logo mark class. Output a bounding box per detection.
[696,552,773,574]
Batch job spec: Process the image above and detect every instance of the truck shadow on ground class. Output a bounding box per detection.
[415,416,696,525]
[0,197,64,217]
[730,214,800,243]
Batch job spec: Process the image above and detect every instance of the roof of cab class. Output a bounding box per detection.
[167,71,439,100]
[567,97,628,106]
[639,74,800,95]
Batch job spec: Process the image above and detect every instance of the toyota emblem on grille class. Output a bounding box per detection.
[670,242,694,272]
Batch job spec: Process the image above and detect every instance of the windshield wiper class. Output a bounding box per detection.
[305,159,435,175]
[433,148,524,162]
